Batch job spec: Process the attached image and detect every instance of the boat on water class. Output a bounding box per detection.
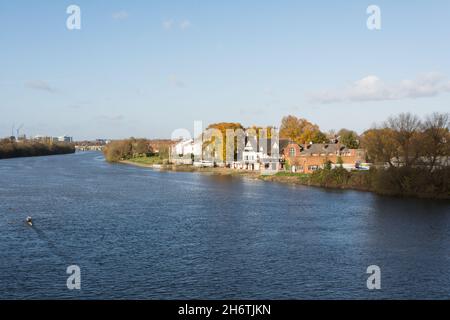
[26,217,33,227]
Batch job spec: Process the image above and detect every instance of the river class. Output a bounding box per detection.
[0,152,449,299]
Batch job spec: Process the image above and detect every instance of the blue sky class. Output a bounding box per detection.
[1,0,449,140]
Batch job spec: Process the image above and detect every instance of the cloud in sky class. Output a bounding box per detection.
[162,19,174,30]
[308,73,450,104]
[112,11,129,20]
[25,80,56,93]
[163,19,191,30]
[168,75,186,88]
[180,20,191,30]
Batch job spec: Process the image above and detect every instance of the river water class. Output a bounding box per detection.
[0,152,449,299]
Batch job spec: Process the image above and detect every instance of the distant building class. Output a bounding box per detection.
[32,135,73,144]
[33,135,53,143]
[58,136,73,143]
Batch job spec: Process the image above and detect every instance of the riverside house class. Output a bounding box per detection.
[283,142,366,173]
[231,137,289,172]
[170,138,203,165]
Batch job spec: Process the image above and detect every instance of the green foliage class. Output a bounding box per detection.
[324,160,332,170]
[127,155,164,165]
[338,129,360,149]
[309,167,352,188]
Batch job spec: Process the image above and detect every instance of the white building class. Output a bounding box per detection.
[173,139,195,156]
[242,140,262,170]
[58,136,73,143]
[231,136,282,172]
[171,138,203,165]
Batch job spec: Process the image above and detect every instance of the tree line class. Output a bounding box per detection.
[0,139,75,159]
[361,112,449,170]
[101,113,449,198]
[279,115,360,148]
[103,138,173,162]
[278,112,449,198]
[360,112,449,198]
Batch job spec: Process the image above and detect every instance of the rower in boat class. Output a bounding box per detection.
[26,216,33,226]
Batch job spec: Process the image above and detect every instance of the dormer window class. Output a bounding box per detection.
[289,147,296,157]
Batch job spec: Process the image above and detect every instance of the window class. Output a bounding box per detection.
[289,147,296,157]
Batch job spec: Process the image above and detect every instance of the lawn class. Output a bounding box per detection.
[127,156,164,165]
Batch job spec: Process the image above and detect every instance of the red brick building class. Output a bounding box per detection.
[283,142,366,173]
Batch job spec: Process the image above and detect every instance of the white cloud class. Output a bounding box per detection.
[163,19,192,30]
[112,11,129,20]
[162,19,174,30]
[25,80,56,93]
[308,73,450,104]
[180,19,191,30]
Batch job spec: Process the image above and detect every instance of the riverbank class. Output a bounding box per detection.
[119,159,450,200]
[120,159,261,179]
[120,159,371,190]
[0,140,75,159]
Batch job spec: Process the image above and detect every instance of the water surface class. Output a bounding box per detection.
[1,152,449,299]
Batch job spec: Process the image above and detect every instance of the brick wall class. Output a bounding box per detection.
[284,143,366,173]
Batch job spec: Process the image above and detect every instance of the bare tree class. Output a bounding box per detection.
[385,113,422,167]
[361,127,398,166]
[421,112,450,171]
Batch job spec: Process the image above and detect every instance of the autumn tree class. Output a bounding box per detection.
[133,138,153,156]
[280,115,327,144]
[206,122,244,162]
[279,116,302,142]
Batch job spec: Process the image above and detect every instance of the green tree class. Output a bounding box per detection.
[338,129,360,149]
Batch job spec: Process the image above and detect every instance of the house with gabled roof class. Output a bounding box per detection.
[283,142,366,173]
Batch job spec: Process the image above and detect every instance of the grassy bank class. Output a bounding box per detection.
[125,155,165,166]
[118,156,449,200]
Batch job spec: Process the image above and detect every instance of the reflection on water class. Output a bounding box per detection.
[0,152,449,299]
